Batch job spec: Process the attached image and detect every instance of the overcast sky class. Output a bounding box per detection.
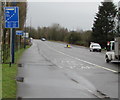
[26,0,119,31]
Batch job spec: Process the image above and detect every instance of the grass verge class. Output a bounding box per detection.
[2,46,30,98]
[0,63,2,99]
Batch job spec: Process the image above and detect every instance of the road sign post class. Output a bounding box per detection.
[10,28,15,64]
[4,7,19,64]
[16,30,23,50]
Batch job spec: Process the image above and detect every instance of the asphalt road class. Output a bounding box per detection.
[17,40,119,98]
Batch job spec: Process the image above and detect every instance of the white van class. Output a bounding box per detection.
[105,37,120,63]
[90,43,101,52]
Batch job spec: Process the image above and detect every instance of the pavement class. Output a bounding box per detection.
[17,40,118,98]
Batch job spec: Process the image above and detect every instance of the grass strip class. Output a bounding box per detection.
[0,63,2,99]
[2,46,29,98]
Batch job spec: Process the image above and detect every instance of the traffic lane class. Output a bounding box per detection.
[18,65,97,98]
[45,41,118,72]
[17,41,97,98]
[37,40,118,98]
[45,41,118,71]
[73,66,118,98]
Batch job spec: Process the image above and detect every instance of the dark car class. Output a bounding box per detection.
[41,38,46,41]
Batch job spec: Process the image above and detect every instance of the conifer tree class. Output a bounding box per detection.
[92,1,117,48]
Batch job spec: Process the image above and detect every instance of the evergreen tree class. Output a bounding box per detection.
[116,4,120,36]
[92,1,117,48]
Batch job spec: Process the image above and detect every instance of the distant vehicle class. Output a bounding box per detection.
[30,37,33,45]
[105,37,120,63]
[41,38,46,41]
[90,42,101,52]
[65,44,71,48]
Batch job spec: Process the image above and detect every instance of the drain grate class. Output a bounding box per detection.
[17,97,22,100]
[18,63,23,67]
[16,77,24,82]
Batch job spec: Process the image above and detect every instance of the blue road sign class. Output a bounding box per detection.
[16,31,23,35]
[4,7,19,28]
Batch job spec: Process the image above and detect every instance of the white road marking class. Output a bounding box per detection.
[43,42,118,73]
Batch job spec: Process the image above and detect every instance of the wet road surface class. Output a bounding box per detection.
[17,40,118,98]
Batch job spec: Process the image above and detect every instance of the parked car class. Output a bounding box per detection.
[90,42,101,52]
